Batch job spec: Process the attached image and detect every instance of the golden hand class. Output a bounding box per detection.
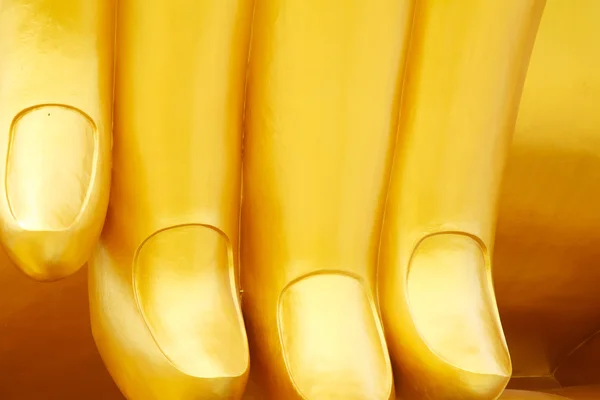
[90,0,543,398]
[1,0,600,399]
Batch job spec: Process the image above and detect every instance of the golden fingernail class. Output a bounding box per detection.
[408,233,511,382]
[134,225,248,378]
[279,273,392,400]
[6,105,96,231]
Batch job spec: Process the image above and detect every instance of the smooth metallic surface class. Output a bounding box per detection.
[134,225,247,379]
[278,273,391,400]
[378,0,545,398]
[407,234,510,377]
[546,386,600,399]
[7,105,96,232]
[0,0,600,399]
[241,0,412,397]
[88,0,253,399]
[0,0,114,280]
[500,390,569,399]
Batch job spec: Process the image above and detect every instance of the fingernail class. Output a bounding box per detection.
[407,234,511,388]
[6,105,96,231]
[278,273,392,400]
[134,225,248,378]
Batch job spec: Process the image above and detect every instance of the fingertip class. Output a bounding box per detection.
[0,168,109,282]
[90,241,250,400]
[0,102,109,281]
[2,225,102,281]
[133,224,249,379]
[407,233,511,378]
[386,232,512,399]
[278,273,393,400]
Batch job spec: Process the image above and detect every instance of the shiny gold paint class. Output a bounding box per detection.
[378,1,545,398]
[7,105,96,231]
[0,0,599,399]
[241,0,413,397]
[0,0,113,281]
[88,0,253,399]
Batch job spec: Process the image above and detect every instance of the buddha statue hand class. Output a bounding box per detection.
[0,0,548,399]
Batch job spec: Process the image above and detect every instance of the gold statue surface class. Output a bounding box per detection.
[0,0,599,399]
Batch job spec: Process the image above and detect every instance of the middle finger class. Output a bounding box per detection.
[241,0,414,398]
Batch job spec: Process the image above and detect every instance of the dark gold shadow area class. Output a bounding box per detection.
[495,0,600,390]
